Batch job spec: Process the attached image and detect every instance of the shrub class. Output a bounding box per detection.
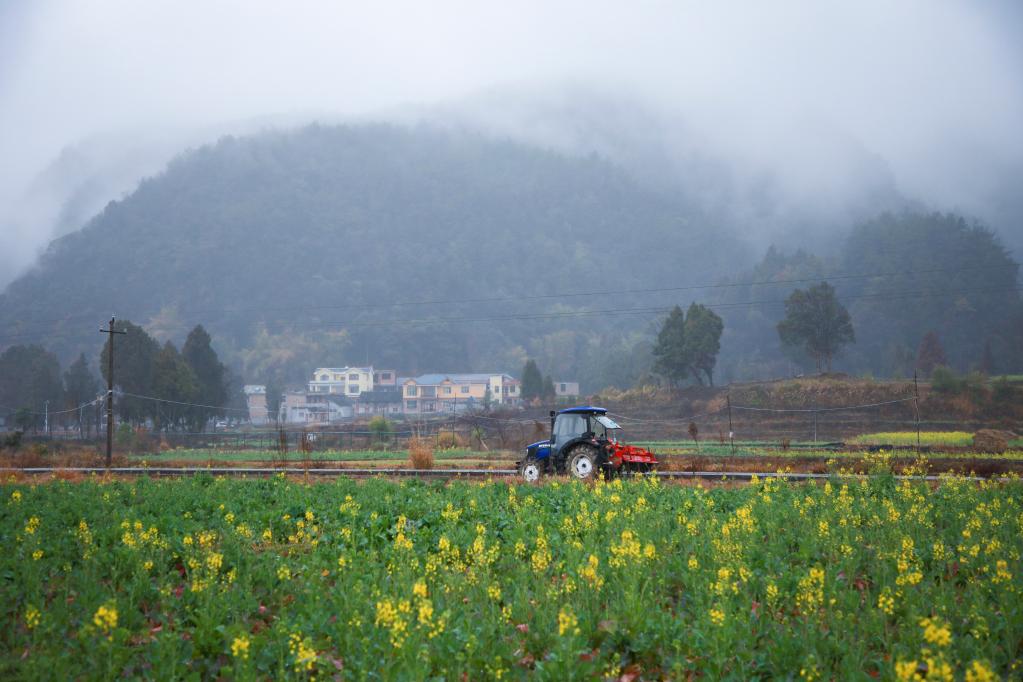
[2,430,23,450]
[435,430,465,449]
[930,366,961,394]
[408,437,434,470]
[368,416,394,450]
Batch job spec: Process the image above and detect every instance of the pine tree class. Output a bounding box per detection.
[99,320,159,424]
[521,359,543,402]
[182,325,229,431]
[152,342,199,431]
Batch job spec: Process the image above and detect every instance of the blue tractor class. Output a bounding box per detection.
[517,406,657,482]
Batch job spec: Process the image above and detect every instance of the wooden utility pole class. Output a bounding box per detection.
[99,317,126,468]
[913,371,921,453]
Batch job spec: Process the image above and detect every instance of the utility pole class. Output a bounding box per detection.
[100,317,127,468]
[44,400,49,438]
[913,371,922,453]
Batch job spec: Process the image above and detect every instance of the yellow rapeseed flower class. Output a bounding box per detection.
[25,604,40,629]
[709,608,725,626]
[919,617,952,647]
[231,635,250,660]
[964,660,996,682]
[93,603,118,633]
[558,606,579,636]
[894,660,922,680]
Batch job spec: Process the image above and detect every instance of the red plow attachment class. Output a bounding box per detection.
[608,442,658,473]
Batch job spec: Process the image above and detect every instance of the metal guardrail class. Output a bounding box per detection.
[0,467,1008,482]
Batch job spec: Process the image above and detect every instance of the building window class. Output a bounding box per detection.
[407,386,417,396]
[422,386,436,398]
[443,386,452,395]
[406,400,418,409]
[349,387,360,395]
[560,383,567,392]
[461,385,469,394]
[349,373,359,381]
[380,372,391,380]
[320,375,329,382]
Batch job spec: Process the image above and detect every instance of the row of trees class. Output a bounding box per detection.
[651,285,858,387]
[653,303,725,387]
[0,347,99,433]
[98,322,231,431]
[0,323,232,434]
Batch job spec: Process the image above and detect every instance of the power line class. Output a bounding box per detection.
[0,282,1019,346]
[730,397,917,413]
[118,391,250,413]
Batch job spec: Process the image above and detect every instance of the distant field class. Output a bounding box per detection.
[848,431,974,447]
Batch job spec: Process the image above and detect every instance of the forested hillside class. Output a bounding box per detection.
[0,124,744,388]
[1,125,1020,392]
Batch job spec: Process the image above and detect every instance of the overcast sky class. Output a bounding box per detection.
[1,0,1021,284]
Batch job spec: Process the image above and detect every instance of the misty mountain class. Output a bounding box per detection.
[0,123,747,386]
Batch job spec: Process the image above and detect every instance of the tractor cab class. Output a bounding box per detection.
[518,406,656,482]
[549,407,619,458]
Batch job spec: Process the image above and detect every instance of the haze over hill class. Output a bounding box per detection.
[1,122,1020,392]
[1,1,1021,392]
[0,124,750,387]
[2,2,1022,287]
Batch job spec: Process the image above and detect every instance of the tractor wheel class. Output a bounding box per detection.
[568,444,600,481]
[519,456,542,483]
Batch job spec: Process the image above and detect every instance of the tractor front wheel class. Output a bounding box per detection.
[519,456,542,483]
[568,445,600,481]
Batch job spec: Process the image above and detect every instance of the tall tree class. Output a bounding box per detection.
[683,303,724,386]
[63,353,99,436]
[653,305,689,388]
[182,325,229,431]
[777,282,855,373]
[0,345,64,431]
[152,342,199,431]
[520,359,543,402]
[99,320,160,424]
[915,331,947,377]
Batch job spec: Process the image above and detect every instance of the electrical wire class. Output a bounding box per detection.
[730,397,917,413]
[117,391,251,413]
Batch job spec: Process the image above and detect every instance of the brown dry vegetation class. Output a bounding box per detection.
[407,436,435,470]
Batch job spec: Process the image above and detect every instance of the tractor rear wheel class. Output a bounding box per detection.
[519,456,542,483]
[568,444,600,481]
